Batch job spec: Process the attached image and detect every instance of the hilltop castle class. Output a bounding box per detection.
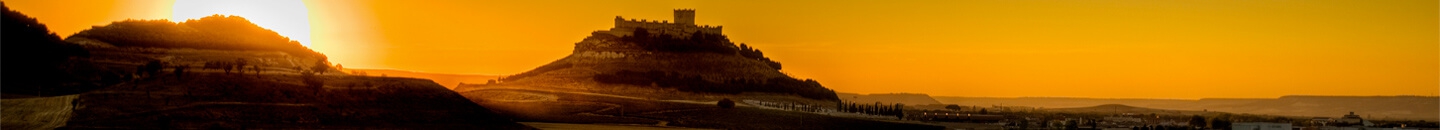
[609,9,722,37]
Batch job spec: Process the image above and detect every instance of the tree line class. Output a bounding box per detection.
[838,101,906,119]
[620,28,782,70]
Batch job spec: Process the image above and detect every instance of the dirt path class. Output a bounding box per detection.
[2,95,79,130]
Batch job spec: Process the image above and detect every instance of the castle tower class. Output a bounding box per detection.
[674,9,695,25]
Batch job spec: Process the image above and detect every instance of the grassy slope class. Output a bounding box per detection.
[1,95,78,130]
[64,72,530,129]
[38,46,531,129]
[639,107,945,130]
[462,89,943,130]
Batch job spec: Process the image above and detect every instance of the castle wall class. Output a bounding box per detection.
[612,16,722,37]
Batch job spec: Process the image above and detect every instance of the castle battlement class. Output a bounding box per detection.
[610,9,722,37]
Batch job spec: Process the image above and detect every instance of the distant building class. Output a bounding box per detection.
[916,112,1004,123]
[1309,112,1400,130]
[1234,122,1293,130]
[1312,117,1335,126]
[1104,116,1142,123]
[1337,112,1374,127]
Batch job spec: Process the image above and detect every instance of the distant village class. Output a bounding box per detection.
[752,97,1438,130]
[746,96,1436,130]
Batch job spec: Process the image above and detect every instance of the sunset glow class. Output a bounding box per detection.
[7,0,1436,99]
[172,0,311,47]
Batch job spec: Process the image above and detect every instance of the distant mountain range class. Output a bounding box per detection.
[831,91,1438,121]
[933,95,1439,121]
[344,68,499,89]
[836,93,942,105]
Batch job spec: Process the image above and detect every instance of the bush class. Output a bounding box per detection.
[718,98,735,108]
[620,28,736,55]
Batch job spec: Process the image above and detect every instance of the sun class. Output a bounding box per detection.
[172,0,311,47]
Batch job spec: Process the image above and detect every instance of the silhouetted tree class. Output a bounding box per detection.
[762,58,781,70]
[311,58,329,75]
[302,72,324,95]
[173,65,186,79]
[717,98,735,108]
[1066,120,1080,130]
[234,58,247,74]
[144,60,164,76]
[980,108,988,114]
[945,104,963,111]
[893,103,905,119]
[1189,115,1207,130]
[1211,118,1232,130]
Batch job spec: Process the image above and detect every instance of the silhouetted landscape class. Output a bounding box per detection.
[3,1,1437,130]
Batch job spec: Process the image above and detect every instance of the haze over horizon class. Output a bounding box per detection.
[7,0,1436,99]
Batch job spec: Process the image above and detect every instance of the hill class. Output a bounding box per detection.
[1,8,532,129]
[345,68,500,89]
[65,14,322,58]
[446,11,943,129]
[836,93,943,105]
[1,2,94,97]
[1045,104,1209,115]
[933,96,1440,121]
[461,27,839,101]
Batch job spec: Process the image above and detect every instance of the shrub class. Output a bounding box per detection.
[718,98,735,108]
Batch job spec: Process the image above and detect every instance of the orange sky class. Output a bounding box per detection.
[8,0,1437,99]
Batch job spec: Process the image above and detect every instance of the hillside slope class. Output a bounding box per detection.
[345,68,500,89]
[62,74,530,129]
[65,15,322,58]
[1,2,94,96]
[1,11,531,129]
[461,30,839,101]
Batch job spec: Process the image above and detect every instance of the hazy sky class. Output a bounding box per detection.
[8,0,1437,99]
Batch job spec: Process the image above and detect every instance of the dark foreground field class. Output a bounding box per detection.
[58,73,531,129]
[462,88,945,130]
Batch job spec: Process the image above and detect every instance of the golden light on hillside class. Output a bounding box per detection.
[171,0,311,47]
